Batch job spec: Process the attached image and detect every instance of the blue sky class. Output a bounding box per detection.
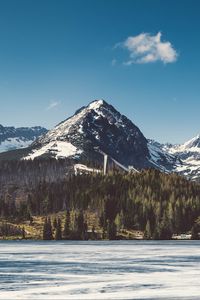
[0,0,199,143]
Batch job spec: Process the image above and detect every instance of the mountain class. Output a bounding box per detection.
[23,100,150,168]
[0,125,48,153]
[147,139,181,173]
[1,99,199,181]
[22,99,177,173]
[164,135,200,180]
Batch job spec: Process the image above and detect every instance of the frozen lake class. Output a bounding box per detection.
[0,240,200,299]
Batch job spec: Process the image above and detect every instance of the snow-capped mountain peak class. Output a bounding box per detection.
[24,99,150,168]
[178,134,200,152]
[88,99,105,110]
[166,134,200,155]
[1,100,200,181]
[161,135,200,180]
[37,99,108,144]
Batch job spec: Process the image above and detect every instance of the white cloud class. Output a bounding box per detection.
[46,100,61,110]
[118,32,178,65]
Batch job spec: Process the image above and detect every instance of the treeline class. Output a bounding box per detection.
[0,158,74,188]
[42,211,117,240]
[1,168,200,239]
[43,211,94,240]
[42,210,117,240]
[0,222,25,238]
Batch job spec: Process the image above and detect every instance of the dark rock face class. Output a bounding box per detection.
[66,101,150,168]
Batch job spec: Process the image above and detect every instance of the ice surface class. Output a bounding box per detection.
[0,240,200,299]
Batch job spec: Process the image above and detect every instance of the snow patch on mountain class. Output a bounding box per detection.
[147,140,181,173]
[25,141,82,160]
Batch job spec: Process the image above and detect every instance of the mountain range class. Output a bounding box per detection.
[0,99,199,181]
[0,125,47,153]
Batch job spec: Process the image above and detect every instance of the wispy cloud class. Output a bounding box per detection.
[116,32,178,65]
[46,100,61,110]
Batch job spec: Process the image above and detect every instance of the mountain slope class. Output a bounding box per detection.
[165,135,200,180]
[1,100,199,180]
[22,99,179,174]
[147,139,181,173]
[24,99,152,169]
[0,125,47,153]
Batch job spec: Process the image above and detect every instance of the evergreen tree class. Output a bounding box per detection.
[63,210,70,239]
[107,220,117,240]
[47,217,53,240]
[53,217,58,230]
[102,222,107,239]
[144,220,151,239]
[55,217,62,240]
[43,217,53,240]
[115,212,123,233]
[191,223,200,240]
[91,226,96,240]
[28,213,33,225]
[76,211,87,240]
[153,214,173,240]
[22,227,26,239]
[43,217,48,240]
[99,211,107,238]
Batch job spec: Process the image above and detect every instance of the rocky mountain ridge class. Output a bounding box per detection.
[0,100,199,180]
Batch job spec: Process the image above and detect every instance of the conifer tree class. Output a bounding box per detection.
[144,220,151,239]
[43,217,53,240]
[91,226,96,240]
[55,217,62,240]
[47,217,53,240]
[76,211,87,240]
[154,214,173,240]
[100,211,107,239]
[63,210,70,239]
[53,217,58,230]
[107,220,117,240]
[102,222,107,239]
[22,227,26,239]
[191,223,200,240]
[42,217,48,240]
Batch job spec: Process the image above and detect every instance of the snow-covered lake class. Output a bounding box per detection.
[0,240,200,299]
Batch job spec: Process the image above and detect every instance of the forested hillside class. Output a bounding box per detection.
[0,161,200,240]
[0,158,73,187]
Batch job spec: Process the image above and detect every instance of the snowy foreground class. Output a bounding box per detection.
[0,241,200,300]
